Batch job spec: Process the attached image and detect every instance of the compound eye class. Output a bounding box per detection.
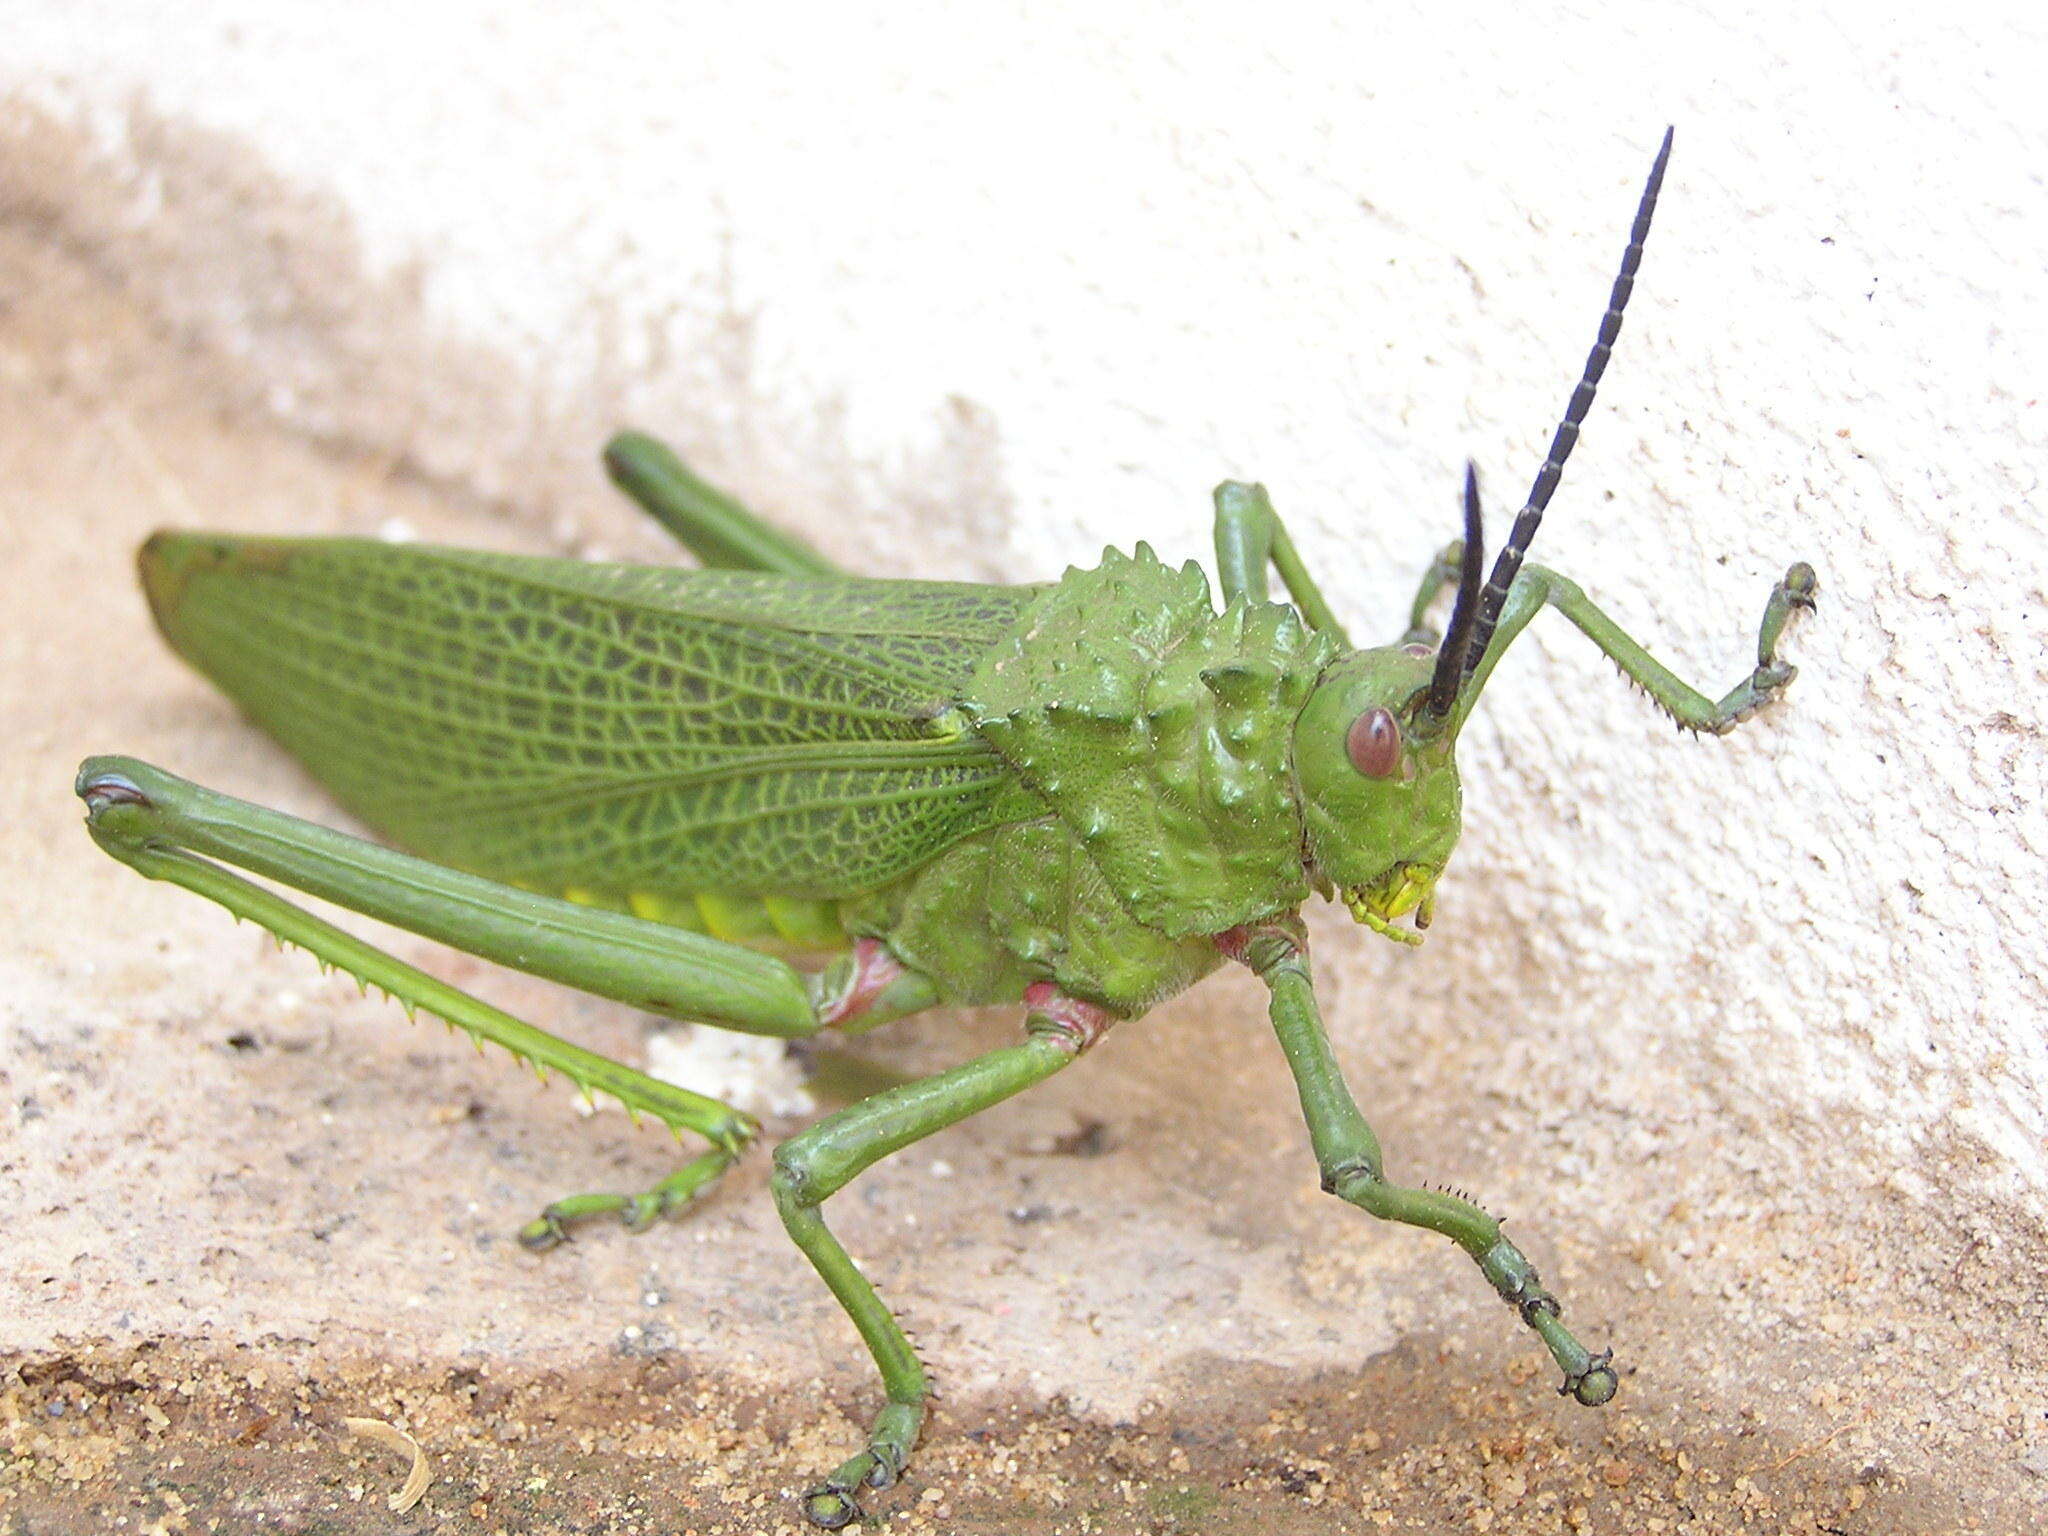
[1345,707,1403,779]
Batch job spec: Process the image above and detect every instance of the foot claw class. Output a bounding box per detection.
[516,1215,566,1252]
[621,1193,664,1233]
[802,1486,861,1529]
[1753,660,1797,695]
[803,1434,911,1525]
[1561,1348,1619,1406]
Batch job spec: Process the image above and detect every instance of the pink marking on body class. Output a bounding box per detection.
[1214,920,1307,971]
[819,938,906,1026]
[1022,981,1116,1053]
[1214,926,1253,966]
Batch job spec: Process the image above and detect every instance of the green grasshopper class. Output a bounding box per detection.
[78,128,1812,1526]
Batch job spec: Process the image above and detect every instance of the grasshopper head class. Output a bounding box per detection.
[1293,463,1489,947]
[1292,129,1677,946]
[1293,644,1463,946]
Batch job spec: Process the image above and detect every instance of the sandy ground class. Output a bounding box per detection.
[2,104,2042,1535]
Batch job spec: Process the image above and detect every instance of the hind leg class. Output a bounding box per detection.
[603,430,839,574]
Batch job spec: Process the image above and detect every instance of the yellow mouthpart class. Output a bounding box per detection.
[1342,863,1440,947]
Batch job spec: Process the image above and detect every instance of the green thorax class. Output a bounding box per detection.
[964,544,1343,937]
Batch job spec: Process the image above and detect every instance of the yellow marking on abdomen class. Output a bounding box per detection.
[761,896,848,948]
[625,890,708,932]
[599,888,848,953]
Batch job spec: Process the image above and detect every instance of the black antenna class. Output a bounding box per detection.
[1460,126,1674,686]
[1422,461,1486,720]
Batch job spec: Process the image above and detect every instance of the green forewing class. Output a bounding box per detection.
[142,535,1042,899]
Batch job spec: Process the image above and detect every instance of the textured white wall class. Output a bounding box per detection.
[9,0,2044,1463]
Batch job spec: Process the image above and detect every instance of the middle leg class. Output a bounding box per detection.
[772,984,1112,1528]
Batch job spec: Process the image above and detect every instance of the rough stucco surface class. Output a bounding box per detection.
[2,7,2043,1534]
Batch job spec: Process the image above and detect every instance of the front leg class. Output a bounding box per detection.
[1455,559,1816,736]
[1399,537,1470,649]
[1223,922,1618,1406]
